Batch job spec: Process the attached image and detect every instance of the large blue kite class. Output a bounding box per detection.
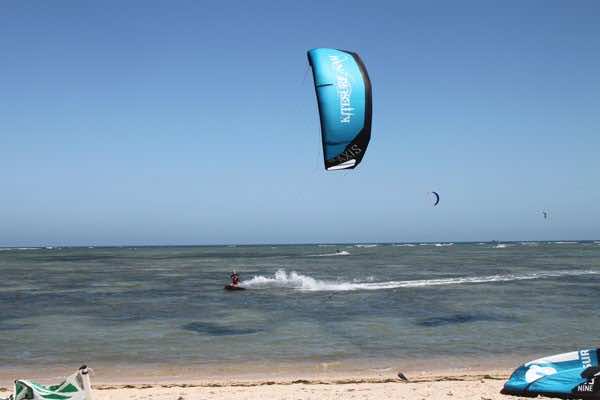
[307,48,372,170]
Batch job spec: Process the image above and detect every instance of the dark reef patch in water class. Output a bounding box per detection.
[182,322,263,336]
[416,313,516,327]
[0,321,36,331]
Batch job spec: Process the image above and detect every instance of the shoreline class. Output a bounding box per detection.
[0,367,513,400]
[0,354,525,386]
[1,371,511,388]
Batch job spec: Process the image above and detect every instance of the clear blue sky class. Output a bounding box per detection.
[1,1,599,246]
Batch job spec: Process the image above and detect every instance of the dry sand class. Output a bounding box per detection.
[89,376,515,400]
[0,369,529,400]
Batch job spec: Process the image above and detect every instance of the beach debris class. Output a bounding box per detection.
[291,380,311,384]
[397,372,409,381]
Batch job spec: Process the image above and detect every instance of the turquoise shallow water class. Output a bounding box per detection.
[1,242,599,368]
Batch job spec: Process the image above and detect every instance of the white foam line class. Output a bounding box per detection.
[241,269,598,292]
[308,251,351,257]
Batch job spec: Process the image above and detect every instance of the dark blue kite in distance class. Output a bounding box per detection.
[432,191,440,206]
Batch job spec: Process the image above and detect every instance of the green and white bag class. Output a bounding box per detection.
[2,366,93,400]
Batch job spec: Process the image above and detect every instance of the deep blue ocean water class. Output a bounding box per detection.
[1,242,599,368]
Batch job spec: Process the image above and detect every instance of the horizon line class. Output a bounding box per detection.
[1,239,599,249]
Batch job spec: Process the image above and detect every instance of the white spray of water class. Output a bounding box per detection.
[241,269,597,292]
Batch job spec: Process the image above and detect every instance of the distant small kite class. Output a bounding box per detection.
[542,211,549,219]
[431,191,440,206]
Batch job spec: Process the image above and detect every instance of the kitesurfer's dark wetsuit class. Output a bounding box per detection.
[231,273,240,286]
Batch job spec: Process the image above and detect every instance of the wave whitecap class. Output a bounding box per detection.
[0,247,41,251]
[240,269,597,292]
[308,251,351,257]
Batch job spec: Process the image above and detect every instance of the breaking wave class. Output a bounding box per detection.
[309,251,351,257]
[240,269,598,292]
[0,247,41,251]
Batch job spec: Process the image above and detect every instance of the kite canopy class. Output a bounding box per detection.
[432,191,440,206]
[2,366,93,400]
[502,349,600,399]
[307,48,372,170]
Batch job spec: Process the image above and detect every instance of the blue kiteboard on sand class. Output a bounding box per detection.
[502,348,600,399]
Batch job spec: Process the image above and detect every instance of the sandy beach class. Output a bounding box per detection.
[0,369,516,400]
[91,375,512,400]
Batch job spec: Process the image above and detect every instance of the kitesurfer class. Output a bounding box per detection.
[230,271,240,286]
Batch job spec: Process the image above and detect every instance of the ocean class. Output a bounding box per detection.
[1,242,599,371]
